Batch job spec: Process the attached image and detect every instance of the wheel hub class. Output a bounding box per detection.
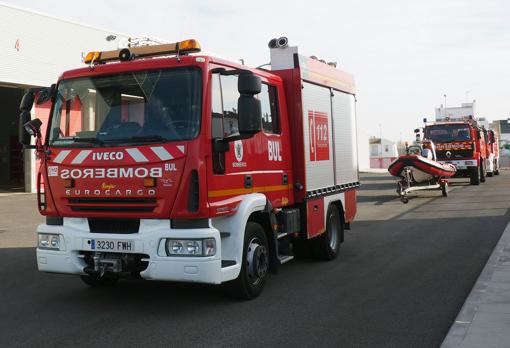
[246,238,268,285]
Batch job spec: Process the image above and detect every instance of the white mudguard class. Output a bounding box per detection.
[211,193,267,282]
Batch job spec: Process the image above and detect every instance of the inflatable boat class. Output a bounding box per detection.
[388,141,456,203]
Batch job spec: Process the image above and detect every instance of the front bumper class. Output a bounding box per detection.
[36,218,239,284]
[438,159,477,170]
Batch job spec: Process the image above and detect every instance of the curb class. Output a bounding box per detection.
[441,220,510,347]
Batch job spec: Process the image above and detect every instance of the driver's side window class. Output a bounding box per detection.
[211,73,239,138]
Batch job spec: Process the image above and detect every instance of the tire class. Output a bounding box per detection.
[495,169,500,175]
[80,274,118,287]
[441,182,448,197]
[311,205,342,261]
[495,160,500,175]
[480,160,486,183]
[470,166,480,185]
[224,222,269,300]
[487,172,493,177]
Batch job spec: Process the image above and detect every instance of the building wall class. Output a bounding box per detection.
[0,4,129,87]
[0,4,129,192]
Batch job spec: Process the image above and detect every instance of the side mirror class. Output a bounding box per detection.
[238,96,262,134]
[477,131,481,140]
[19,111,33,146]
[24,118,43,137]
[237,72,262,135]
[36,85,56,105]
[238,72,261,95]
[20,91,35,111]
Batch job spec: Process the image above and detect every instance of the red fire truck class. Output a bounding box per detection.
[423,117,487,185]
[19,37,359,298]
[485,128,500,177]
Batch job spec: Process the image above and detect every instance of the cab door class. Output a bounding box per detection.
[206,70,290,216]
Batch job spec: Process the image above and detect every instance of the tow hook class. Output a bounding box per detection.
[92,252,122,276]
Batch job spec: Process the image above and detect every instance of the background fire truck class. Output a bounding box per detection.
[19,37,359,299]
[484,128,500,177]
[423,103,488,185]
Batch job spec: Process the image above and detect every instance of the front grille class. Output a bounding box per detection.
[88,218,140,234]
[68,197,157,213]
[436,149,474,160]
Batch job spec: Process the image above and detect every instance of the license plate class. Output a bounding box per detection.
[89,239,134,252]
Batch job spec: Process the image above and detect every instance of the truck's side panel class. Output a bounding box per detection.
[301,82,335,191]
[332,90,358,185]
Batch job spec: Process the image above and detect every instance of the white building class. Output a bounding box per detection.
[435,101,477,121]
[369,137,398,169]
[0,3,129,192]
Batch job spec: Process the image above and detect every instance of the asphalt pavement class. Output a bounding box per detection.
[1,172,510,347]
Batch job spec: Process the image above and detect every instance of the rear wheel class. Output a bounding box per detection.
[224,222,269,300]
[480,160,486,183]
[80,274,118,287]
[470,166,480,185]
[311,205,342,260]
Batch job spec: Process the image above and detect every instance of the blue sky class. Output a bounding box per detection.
[4,0,510,141]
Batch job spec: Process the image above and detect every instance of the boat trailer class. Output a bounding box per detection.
[396,167,449,204]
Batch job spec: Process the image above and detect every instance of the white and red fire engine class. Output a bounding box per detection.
[19,37,359,298]
[423,114,487,185]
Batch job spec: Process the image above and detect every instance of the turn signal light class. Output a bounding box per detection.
[144,177,156,187]
[62,179,74,188]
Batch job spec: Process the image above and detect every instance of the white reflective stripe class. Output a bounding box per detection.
[151,146,173,160]
[71,150,92,164]
[126,148,148,162]
[176,145,185,154]
[53,150,71,163]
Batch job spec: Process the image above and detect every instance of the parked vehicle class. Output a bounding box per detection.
[423,118,487,185]
[486,129,500,177]
[19,37,359,299]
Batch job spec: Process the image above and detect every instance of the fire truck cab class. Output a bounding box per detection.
[19,38,359,299]
[423,118,487,185]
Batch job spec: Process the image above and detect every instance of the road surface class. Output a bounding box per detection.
[1,172,509,347]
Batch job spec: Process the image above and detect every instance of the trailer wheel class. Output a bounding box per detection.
[80,274,118,287]
[311,205,342,261]
[224,222,269,300]
[470,166,480,185]
[441,182,448,197]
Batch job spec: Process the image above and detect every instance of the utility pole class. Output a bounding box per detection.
[443,94,447,118]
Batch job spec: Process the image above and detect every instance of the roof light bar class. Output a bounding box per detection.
[84,39,201,65]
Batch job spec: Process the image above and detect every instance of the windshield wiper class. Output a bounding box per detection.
[71,137,106,145]
[103,135,168,143]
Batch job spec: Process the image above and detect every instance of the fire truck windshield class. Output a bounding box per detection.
[424,124,472,143]
[48,67,201,146]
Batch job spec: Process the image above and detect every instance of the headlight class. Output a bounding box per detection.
[165,238,216,257]
[38,233,64,250]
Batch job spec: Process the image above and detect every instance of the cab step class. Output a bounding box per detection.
[278,255,294,264]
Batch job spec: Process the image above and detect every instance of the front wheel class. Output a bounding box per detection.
[224,222,269,300]
[470,166,480,185]
[311,205,342,260]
